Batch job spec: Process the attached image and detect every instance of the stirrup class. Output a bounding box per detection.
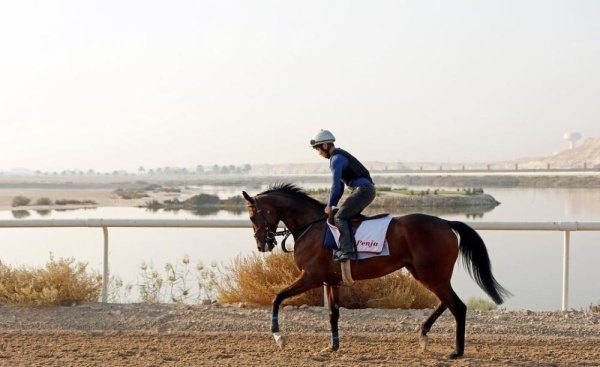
[333,250,357,263]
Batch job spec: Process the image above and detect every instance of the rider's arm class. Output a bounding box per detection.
[328,154,348,207]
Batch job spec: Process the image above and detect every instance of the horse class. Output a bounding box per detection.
[242,183,510,359]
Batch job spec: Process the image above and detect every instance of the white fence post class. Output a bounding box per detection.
[562,231,570,310]
[102,226,109,303]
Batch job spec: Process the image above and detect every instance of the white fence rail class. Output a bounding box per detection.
[1,219,599,310]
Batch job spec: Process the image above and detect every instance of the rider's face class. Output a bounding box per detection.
[315,144,329,159]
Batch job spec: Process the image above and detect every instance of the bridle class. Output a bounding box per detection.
[249,196,287,251]
[249,195,327,252]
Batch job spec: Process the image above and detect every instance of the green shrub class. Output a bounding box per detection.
[306,188,330,195]
[113,189,149,200]
[35,197,53,205]
[466,297,497,311]
[187,194,220,207]
[220,195,245,208]
[145,200,163,210]
[12,196,31,207]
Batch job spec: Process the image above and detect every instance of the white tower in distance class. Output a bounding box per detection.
[564,132,581,150]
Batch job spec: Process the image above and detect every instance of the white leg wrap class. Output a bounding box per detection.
[420,334,429,352]
[273,332,286,349]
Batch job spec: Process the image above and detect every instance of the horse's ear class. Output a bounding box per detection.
[242,191,254,204]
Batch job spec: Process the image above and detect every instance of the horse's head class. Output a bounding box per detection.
[242,191,280,252]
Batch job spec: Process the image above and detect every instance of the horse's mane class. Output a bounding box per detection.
[259,182,325,208]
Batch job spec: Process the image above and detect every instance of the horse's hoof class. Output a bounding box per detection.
[273,332,286,349]
[419,334,429,352]
[448,350,464,359]
[320,346,337,353]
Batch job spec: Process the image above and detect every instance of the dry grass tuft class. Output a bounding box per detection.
[217,252,321,306]
[217,250,437,309]
[0,254,102,306]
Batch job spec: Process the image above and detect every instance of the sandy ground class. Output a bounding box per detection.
[0,302,598,366]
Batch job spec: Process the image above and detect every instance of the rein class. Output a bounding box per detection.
[279,215,327,253]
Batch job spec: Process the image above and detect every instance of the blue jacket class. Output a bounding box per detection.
[328,148,373,207]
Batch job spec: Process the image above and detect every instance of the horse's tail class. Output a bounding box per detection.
[447,220,512,305]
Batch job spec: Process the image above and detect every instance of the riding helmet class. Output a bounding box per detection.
[310,129,336,147]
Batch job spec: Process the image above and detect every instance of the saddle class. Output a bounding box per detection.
[327,209,390,230]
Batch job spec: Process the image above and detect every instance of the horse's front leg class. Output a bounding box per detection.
[270,271,319,349]
[321,284,341,353]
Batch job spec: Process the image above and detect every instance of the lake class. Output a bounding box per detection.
[1,186,600,311]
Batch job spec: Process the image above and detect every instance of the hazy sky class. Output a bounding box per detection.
[1,1,599,172]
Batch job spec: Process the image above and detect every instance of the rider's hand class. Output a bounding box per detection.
[324,206,331,214]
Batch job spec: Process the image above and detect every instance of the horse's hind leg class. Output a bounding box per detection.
[419,303,447,352]
[430,286,467,359]
[407,266,449,352]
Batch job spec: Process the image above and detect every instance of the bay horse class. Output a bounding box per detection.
[242,183,510,359]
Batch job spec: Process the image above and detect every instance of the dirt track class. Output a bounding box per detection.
[0,303,599,366]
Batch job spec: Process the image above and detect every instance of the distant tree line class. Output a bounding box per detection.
[27,164,252,176]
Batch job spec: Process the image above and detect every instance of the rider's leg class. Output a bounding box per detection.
[333,184,376,262]
[334,216,355,262]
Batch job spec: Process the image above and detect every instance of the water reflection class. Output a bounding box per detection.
[11,210,30,219]
[145,206,242,216]
[363,205,496,218]
[11,203,494,220]
[55,207,98,212]
[10,207,99,218]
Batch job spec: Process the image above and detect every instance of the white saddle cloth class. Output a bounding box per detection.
[327,215,392,259]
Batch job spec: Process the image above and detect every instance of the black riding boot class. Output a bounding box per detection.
[333,219,357,262]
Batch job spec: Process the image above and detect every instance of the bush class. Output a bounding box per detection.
[12,196,31,207]
[306,188,330,195]
[220,195,245,208]
[0,254,102,306]
[113,189,149,200]
[35,197,53,206]
[145,200,164,210]
[217,250,437,309]
[186,194,220,207]
[466,297,497,311]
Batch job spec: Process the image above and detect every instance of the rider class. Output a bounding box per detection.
[310,129,376,262]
